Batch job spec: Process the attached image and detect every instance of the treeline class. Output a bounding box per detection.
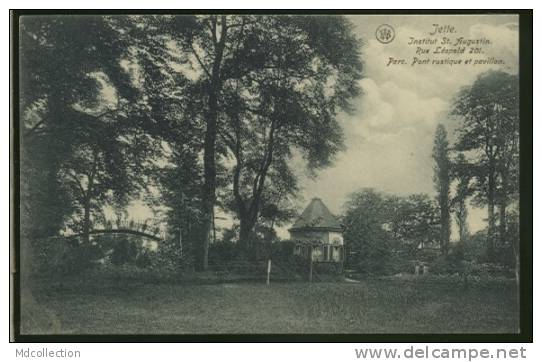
[343,190,440,274]
[344,71,520,279]
[19,15,363,271]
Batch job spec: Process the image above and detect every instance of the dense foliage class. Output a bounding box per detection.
[343,189,440,275]
[18,16,519,280]
[19,15,363,274]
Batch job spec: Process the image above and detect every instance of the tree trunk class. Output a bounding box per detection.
[515,250,520,286]
[200,92,218,271]
[512,237,520,290]
[231,116,277,254]
[498,168,509,247]
[239,219,253,251]
[198,16,228,271]
[212,206,216,243]
[458,206,469,245]
[19,228,61,335]
[199,212,212,270]
[82,197,91,244]
[239,211,260,251]
[487,161,497,259]
[178,222,183,257]
[82,154,97,245]
[499,201,507,247]
[440,204,450,255]
[83,163,98,245]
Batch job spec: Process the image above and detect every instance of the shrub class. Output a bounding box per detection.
[270,241,296,262]
[463,231,487,262]
[314,262,343,275]
[111,239,138,265]
[430,254,465,275]
[386,254,415,275]
[148,238,194,273]
[492,245,516,269]
[135,250,152,268]
[208,241,238,265]
[32,237,100,275]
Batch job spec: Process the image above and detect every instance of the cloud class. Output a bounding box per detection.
[349,78,448,139]
[296,16,519,236]
[468,23,519,73]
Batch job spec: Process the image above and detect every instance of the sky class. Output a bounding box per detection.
[283,14,519,239]
[123,14,519,240]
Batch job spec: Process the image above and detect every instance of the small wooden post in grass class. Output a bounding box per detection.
[423,264,429,274]
[308,245,313,283]
[266,259,271,285]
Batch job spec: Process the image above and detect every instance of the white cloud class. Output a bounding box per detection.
[295,16,519,236]
[350,78,448,138]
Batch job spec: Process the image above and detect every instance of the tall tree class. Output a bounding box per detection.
[494,90,520,247]
[129,15,244,269]
[128,15,362,267]
[222,156,300,247]
[343,189,392,274]
[343,190,439,274]
[59,118,151,244]
[452,71,519,259]
[219,15,363,250]
[181,15,230,270]
[451,153,472,245]
[387,193,441,249]
[112,15,238,269]
[18,15,145,329]
[19,16,141,244]
[147,141,204,266]
[432,124,451,255]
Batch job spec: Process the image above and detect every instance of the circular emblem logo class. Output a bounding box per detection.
[375,24,395,44]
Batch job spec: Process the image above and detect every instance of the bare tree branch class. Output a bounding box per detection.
[190,44,212,79]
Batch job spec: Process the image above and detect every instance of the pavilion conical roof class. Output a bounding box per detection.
[289,198,342,232]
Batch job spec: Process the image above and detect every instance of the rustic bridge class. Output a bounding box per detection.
[66,228,165,243]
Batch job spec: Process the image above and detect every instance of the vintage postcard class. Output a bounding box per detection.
[11,11,532,341]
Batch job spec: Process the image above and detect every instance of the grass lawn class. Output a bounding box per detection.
[21,273,519,334]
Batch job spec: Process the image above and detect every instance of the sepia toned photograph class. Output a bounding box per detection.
[11,11,532,340]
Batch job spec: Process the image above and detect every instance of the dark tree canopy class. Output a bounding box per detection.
[118,15,363,263]
[215,15,363,249]
[452,70,519,259]
[343,189,440,274]
[20,16,157,244]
